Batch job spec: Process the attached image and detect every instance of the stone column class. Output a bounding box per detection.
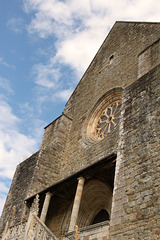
[40,192,52,223]
[68,177,85,232]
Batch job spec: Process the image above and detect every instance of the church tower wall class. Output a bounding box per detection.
[110,64,160,239]
[1,22,160,240]
[0,152,38,236]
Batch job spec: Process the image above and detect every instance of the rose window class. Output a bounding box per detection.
[95,101,121,139]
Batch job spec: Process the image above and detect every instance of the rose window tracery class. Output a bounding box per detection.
[84,88,122,143]
[95,101,121,139]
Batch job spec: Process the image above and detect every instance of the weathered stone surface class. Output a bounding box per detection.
[1,21,160,240]
[29,22,160,198]
[110,65,160,239]
[0,152,38,236]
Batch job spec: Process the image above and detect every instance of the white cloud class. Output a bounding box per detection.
[0,100,19,130]
[0,182,9,194]
[0,100,38,179]
[32,63,61,88]
[55,29,105,77]
[0,76,14,95]
[55,88,74,102]
[7,17,24,33]
[24,0,160,77]
[0,98,41,215]
[22,0,160,112]
[0,57,15,69]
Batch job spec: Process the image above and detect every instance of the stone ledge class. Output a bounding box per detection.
[66,220,110,237]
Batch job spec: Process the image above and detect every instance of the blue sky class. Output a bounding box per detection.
[0,0,159,215]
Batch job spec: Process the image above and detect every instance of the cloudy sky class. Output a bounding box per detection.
[0,0,159,215]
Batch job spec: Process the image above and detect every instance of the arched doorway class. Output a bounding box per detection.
[91,209,110,225]
[77,179,112,228]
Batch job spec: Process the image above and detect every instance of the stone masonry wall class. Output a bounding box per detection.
[27,114,72,198]
[28,22,160,199]
[110,65,160,239]
[138,38,160,78]
[65,221,109,240]
[64,22,160,119]
[0,152,38,237]
[60,22,160,182]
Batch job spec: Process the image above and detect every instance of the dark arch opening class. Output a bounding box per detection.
[91,209,110,225]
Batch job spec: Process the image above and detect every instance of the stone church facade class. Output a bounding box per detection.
[0,21,160,240]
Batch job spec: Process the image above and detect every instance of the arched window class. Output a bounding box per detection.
[91,209,109,225]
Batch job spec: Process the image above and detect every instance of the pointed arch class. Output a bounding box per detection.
[77,179,112,228]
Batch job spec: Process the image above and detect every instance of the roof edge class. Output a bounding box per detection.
[115,20,160,24]
[64,20,160,108]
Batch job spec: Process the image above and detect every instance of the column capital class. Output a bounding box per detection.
[46,192,53,197]
[77,176,85,182]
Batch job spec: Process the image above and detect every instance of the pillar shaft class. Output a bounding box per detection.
[68,177,85,232]
[40,192,52,223]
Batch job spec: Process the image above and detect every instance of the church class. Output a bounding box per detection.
[0,21,160,240]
